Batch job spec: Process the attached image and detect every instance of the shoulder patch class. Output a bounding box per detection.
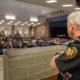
[65,47,78,57]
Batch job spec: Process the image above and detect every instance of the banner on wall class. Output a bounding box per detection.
[31,29,34,35]
[42,26,45,35]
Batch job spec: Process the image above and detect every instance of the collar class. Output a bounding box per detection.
[76,36,80,41]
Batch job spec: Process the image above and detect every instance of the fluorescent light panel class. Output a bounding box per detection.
[7,23,10,25]
[1,20,4,23]
[0,22,2,24]
[33,24,36,26]
[5,15,16,20]
[17,21,21,23]
[1,27,4,29]
[31,23,34,25]
[24,22,28,24]
[75,8,80,10]
[28,24,31,26]
[14,23,18,25]
[37,23,40,25]
[62,4,73,7]
[9,21,13,23]
[21,24,24,26]
[30,18,38,22]
[46,0,57,3]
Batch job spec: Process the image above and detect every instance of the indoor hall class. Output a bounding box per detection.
[0,0,80,80]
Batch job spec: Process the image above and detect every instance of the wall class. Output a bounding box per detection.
[0,25,29,37]
[34,22,50,37]
[3,45,66,80]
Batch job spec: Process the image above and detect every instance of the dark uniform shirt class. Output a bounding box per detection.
[55,36,80,80]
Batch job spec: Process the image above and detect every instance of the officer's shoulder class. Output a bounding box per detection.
[67,36,80,47]
[65,37,80,58]
[72,36,80,47]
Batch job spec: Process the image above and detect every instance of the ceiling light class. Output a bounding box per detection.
[1,20,4,23]
[14,23,17,25]
[1,27,4,29]
[75,8,80,10]
[24,22,28,24]
[37,23,40,25]
[21,24,24,26]
[17,21,21,23]
[62,4,73,7]
[31,23,34,25]
[28,24,31,26]
[46,0,57,3]
[10,21,13,23]
[0,22,2,24]
[33,24,36,26]
[30,18,38,22]
[7,23,10,25]
[5,15,16,20]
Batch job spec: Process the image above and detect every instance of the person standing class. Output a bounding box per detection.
[50,11,80,80]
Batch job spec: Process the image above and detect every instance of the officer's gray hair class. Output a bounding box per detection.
[67,11,80,27]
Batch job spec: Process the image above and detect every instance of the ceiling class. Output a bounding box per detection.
[0,0,58,29]
[0,0,79,30]
[16,0,78,12]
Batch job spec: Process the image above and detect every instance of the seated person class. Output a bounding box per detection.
[6,39,13,49]
[27,40,37,48]
[0,39,6,55]
[12,38,18,48]
[17,41,24,48]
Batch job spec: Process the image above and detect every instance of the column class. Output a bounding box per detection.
[11,25,15,37]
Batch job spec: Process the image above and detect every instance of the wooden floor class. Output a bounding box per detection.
[40,74,58,80]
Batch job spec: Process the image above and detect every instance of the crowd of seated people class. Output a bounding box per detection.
[0,33,70,55]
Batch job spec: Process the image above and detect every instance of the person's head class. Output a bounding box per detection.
[18,41,22,47]
[9,40,13,48]
[1,39,5,44]
[67,11,80,39]
[13,38,17,42]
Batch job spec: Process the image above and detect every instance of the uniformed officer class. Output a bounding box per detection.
[50,11,80,80]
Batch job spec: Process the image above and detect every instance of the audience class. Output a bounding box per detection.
[0,33,71,55]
